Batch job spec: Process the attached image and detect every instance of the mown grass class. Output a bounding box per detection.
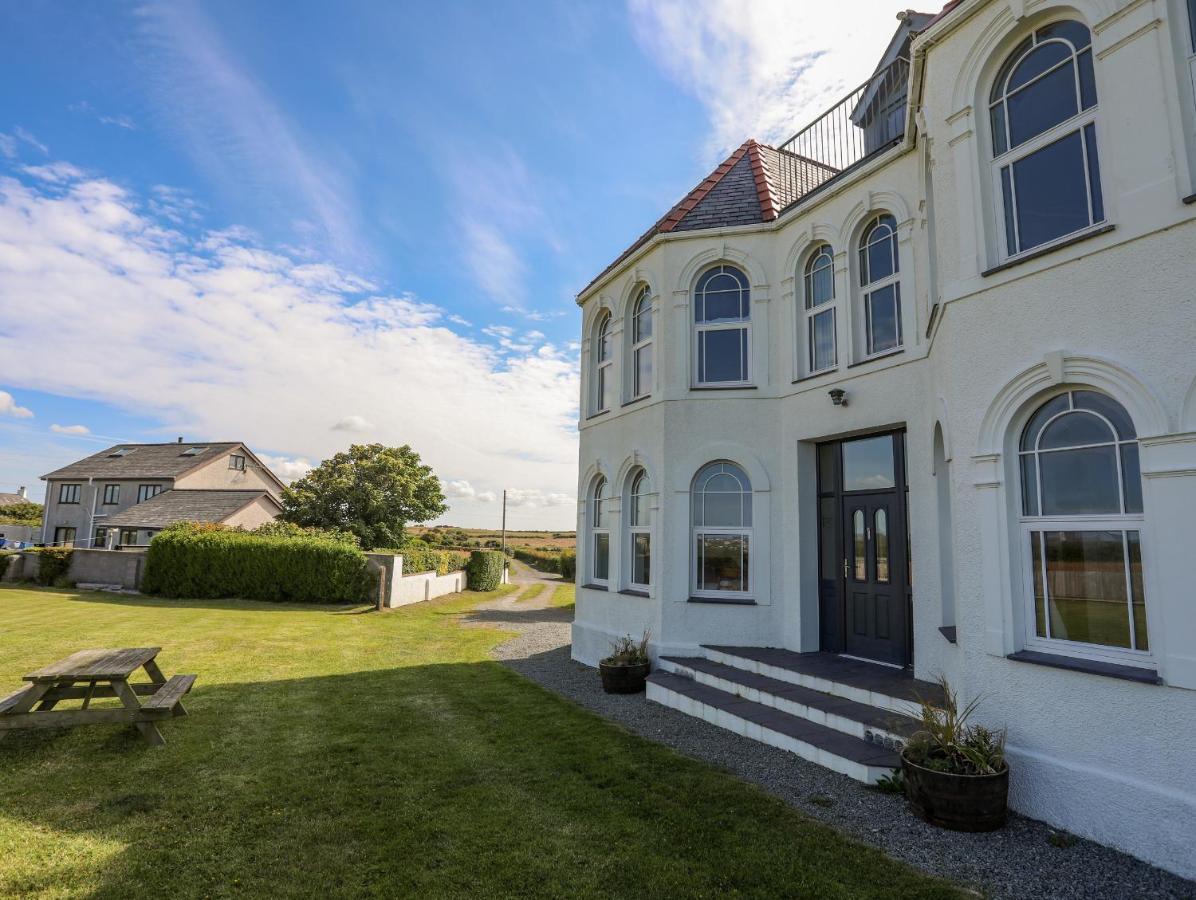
[548,583,575,609]
[0,585,961,899]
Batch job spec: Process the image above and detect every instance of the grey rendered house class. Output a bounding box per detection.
[40,442,286,548]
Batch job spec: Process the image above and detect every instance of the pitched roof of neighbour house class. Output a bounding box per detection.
[41,442,286,492]
[0,492,31,507]
[101,490,281,529]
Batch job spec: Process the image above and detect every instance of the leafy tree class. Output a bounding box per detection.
[0,501,42,526]
[281,444,447,550]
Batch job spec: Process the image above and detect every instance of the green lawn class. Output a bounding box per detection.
[0,586,960,899]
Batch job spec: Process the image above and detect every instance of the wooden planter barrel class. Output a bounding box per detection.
[599,661,650,694]
[901,752,1009,832]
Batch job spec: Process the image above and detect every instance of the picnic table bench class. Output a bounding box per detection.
[0,648,196,746]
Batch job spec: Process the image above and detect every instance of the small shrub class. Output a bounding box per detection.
[251,520,360,546]
[30,547,73,586]
[874,769,905,794]
[601,631,650,667]
[400,545,470,576]
[466,550,505,591]
[904,677,1006,776]
[558,550,576,581]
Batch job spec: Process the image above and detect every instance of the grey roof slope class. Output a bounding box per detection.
[42,442,243,481]
[671,153,765,233]
[103,490,279,529]
[0,492,31,507]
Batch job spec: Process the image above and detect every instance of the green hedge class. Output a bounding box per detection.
[141,526,375,603]
[466,550,506,591]
[513,547,576,582]
[400,546,470,576]
[29,547,73,586]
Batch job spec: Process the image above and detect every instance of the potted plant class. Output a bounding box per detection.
[599,631,651,694]
[901,677,1009,832]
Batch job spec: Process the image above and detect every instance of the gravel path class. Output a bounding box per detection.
[464,567,1195,900]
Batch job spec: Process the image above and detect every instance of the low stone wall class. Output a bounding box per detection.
[1,548,147,589]
[389,568,468,608]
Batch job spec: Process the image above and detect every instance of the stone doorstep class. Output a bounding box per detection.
[646,671,900,784]
[658,655,917,747]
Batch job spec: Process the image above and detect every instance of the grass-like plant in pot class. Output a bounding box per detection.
[900,676,1009,832]
[599,631,651,694]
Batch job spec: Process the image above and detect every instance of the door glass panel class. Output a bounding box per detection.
[875,509,890,583]
[1128,531,1147,651]
[852,509,866,581]
[1039,445,1120,514]
[1043,530,1131,648]
[818,444,835,493]
[843,435,896,491]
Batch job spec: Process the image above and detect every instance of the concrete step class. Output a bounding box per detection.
[646,671,901,784]
[658,656,917,748]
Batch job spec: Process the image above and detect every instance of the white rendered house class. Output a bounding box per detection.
[573,0,1196,879]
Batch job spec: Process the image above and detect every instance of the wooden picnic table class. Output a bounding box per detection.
[0,648,196,746]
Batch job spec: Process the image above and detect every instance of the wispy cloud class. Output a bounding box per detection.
[627,0,903,159]
[14,127,48,155]
[0,128,49,159]
[331,415,374,433]
[69,101,138,131]
[50,423,90,435]
[0,391,33,419]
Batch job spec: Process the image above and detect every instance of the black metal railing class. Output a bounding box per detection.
[771,57,912,211]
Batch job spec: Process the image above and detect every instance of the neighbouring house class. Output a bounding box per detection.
[574,0,1196,880]
[40,442,285,549]
[0,486,41,545]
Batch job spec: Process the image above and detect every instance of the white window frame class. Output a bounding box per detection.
[590,476,610,586]
[858,215,902,357]
[593,314,613,415]
[988,22,1104,260]
[693,265,751,387]
[1016,390,1151,667]
[802,244,837,374]
[627,469,651,590]
[691,462,753,600]
[629,286,653,400]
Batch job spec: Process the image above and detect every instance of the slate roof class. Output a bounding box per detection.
[0,492,31,508]
[43,442,244,481]
[103,490,280,529]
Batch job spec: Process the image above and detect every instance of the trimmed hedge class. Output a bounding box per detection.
[30,547,73,586]
[141,526,375,603]
[513,547,576,582]
[466,550,505,591]
[400,546,470,576]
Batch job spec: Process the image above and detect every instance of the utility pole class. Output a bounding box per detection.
[500,489,507,555]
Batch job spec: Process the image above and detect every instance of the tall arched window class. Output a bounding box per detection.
[803,244,837,373]
[593,313,613,414]
[692,461,752,597]
[989,20,1103,256]
[694,265,750,386]
[590,476,610,585]
[630,286,653,399]
[1018,390,1148,659]
[858,215,901,356]
[627,468,651,589]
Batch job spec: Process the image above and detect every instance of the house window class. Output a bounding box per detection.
[803,244,837,373]
[593,313,613,414]
[692,461,752,598]
[590,476,610,585]
[102,484,120,505]
[137,484,163,503]
[858,215,902,355]
[229,454,246,471]
[989,20,1103,256]
[694,265,750,385]
[53,526,77,548]
[627,468,651,589]
[58,484,81,504]
[630,286,653,399]
[1018,390,1149,660]
[119,528,139,547]
[94,527,108,548]
[1189,0,1196,51]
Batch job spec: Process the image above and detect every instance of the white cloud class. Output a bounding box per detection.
[69,101,137,131]
[50,424,90,435]
[628,0,904,159]
[14,127,48,155]
[331,415,374,433]
[22,163,86,184]
[255,453,313,483]
[0,170,580,528]
[0,134,16,159]
[0,391,33,419]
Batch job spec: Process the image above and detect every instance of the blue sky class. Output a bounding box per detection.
[0,0,903,527]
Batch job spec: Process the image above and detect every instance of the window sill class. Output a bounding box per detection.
[792,368,840,385]
[622,394,652,408]
[687,596,756,606]
[690,384,757,392]
[847,348,904,369]
[619,588,650,598]
[1184,192,1196,205]
[982,223,1115,277]
[1007,650,1160,685]
[581,583,608,592]
[584,410,611,422]
[938,625,957,644]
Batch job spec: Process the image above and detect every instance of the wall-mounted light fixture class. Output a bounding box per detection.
[829,388,848,407]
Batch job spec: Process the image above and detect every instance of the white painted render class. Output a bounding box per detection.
[573,0,1196,878]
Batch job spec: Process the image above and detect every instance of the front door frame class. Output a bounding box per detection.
[816,429,912,668]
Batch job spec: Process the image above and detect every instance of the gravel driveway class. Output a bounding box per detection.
[463,565,1194,900]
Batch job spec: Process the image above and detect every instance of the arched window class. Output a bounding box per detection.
[630,286,653,399]
[692,461,752,597]
[803,244,837,373]
[590,476,610,585]
[694,265,750,386]
[593,313,613,414]
[627,468,651,589]
[989,20,1103,256]
[858,215,901,355]
[1018,390,1148,659]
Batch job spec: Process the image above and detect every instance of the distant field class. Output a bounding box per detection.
[411,526,575,551]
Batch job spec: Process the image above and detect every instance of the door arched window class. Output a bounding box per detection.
[858,215,901,356]
[590,476,610,585]
[989,20,1103,256]
[1018,390,1148,659]
[694,265,750,386]
[803,244,837,373]
[593,313,613,414]
[627,468,652,589]
[692,461,752,597]
[630,286,653,399]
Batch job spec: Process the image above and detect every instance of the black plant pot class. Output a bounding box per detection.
[901,751,1010,832]
[599,661,650,694]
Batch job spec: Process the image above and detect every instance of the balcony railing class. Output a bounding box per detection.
[771,57,912,213]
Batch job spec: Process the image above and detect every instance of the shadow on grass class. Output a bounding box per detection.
[0,661,961,900]
[44,588,370,615]
[459,606,574,626]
